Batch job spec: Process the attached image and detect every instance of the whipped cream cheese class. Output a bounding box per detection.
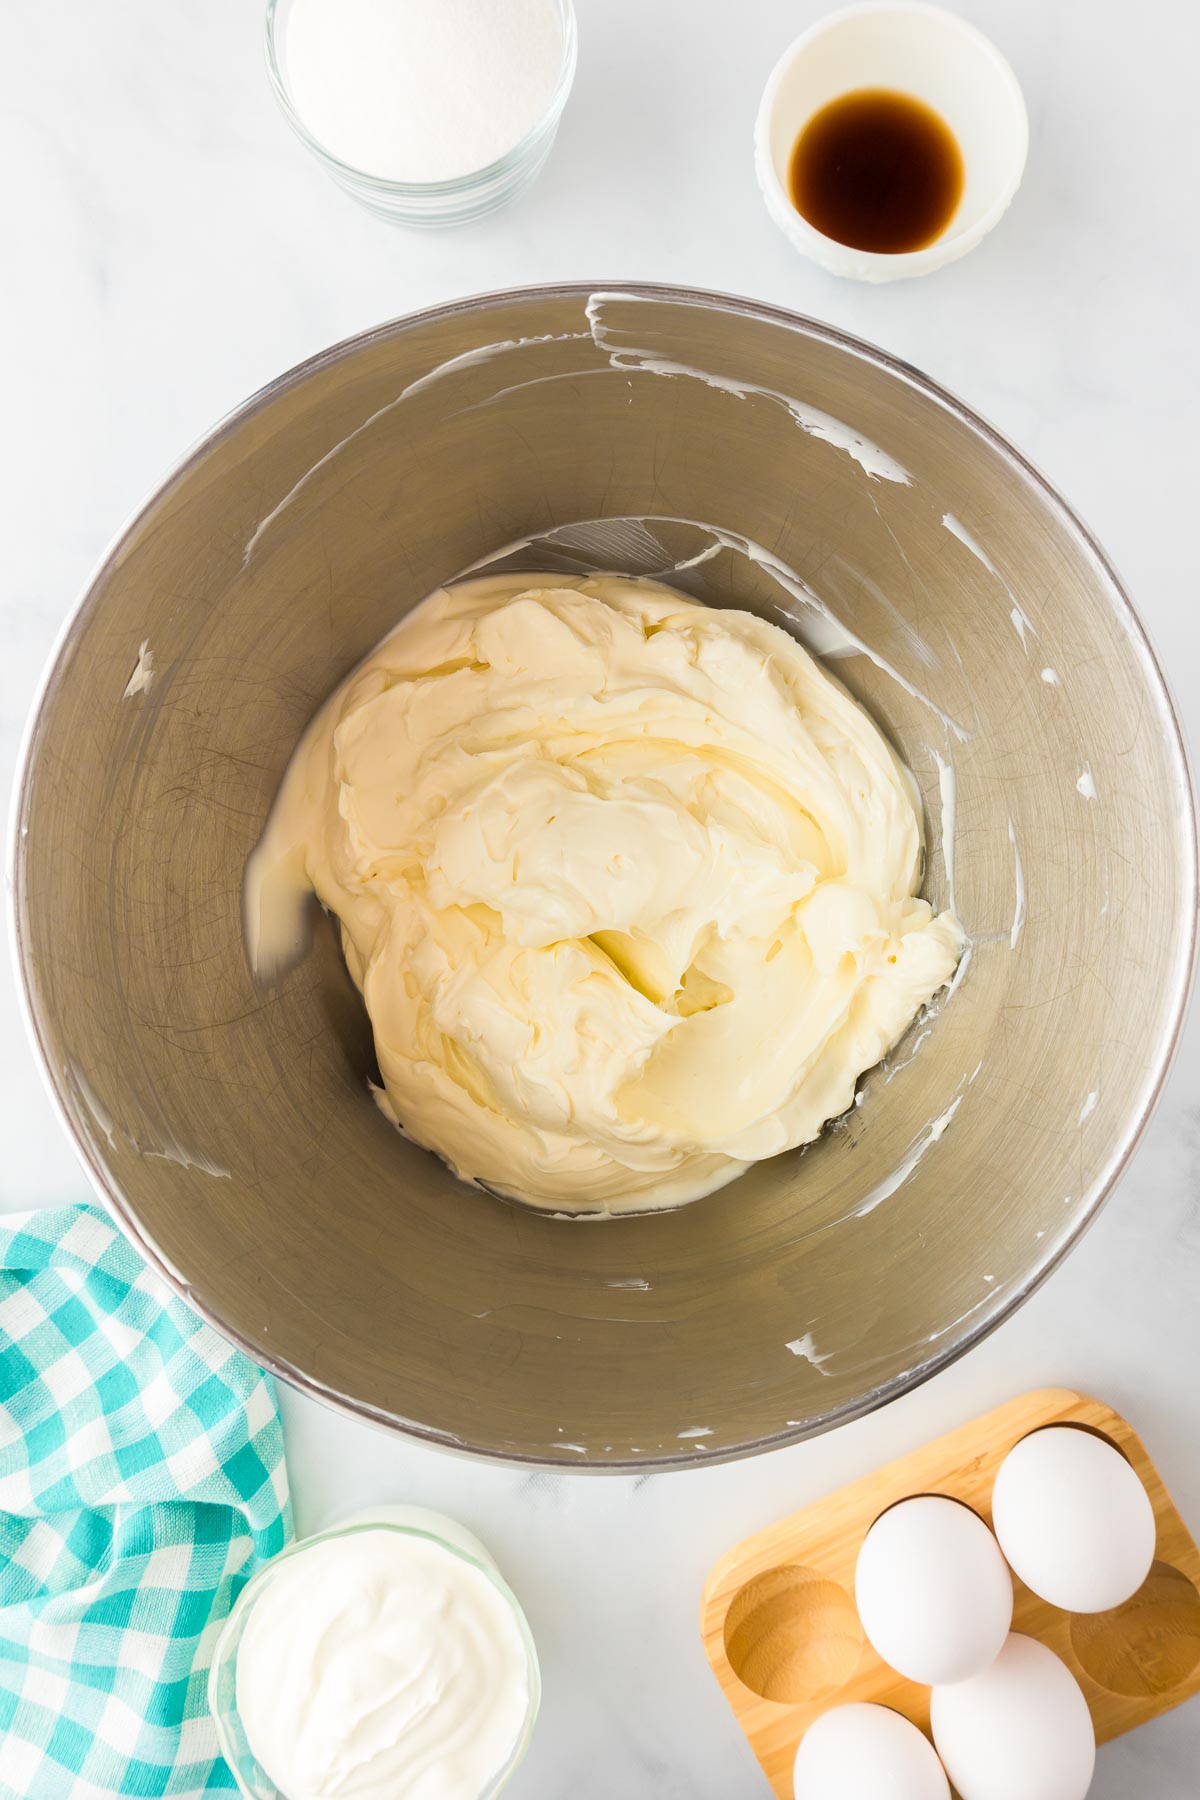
[246,574,962,1213]
[234,1511,534,1800]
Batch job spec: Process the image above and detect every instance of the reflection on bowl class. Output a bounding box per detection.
[11,285,1196,1468]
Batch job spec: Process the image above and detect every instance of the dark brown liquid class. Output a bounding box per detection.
[789,88,964,254]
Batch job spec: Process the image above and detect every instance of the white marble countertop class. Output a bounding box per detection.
[3,1,1198,1793]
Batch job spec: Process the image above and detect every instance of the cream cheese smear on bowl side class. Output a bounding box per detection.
[246,573,963,1214]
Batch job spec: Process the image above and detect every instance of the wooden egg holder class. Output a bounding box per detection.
[700,1389,1200,1798]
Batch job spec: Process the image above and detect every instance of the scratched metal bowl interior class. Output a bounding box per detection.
[14,286,1195,1468]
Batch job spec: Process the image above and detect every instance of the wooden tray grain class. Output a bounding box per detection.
[700,1390,1200,1798]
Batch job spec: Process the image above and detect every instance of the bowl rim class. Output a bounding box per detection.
[9,282,1197,1471]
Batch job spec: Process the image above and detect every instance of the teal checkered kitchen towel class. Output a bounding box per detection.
[0,1205,292,1798]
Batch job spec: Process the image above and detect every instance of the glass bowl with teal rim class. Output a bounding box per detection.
[264,0,578,226]
[209,1506,541,1798]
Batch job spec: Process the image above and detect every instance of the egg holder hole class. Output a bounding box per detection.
[1069,1560,1200,1698]
[865,1488,988,1531]
[1016,1418,1137,1463]
[723,1565,862,1702]
[701,1391,1200,1800]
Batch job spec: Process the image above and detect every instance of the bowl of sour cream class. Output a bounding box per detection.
[11,285,1195,1468]
[210,1507,540,1800]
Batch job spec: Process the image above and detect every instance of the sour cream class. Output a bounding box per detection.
[234,1509,536,1800]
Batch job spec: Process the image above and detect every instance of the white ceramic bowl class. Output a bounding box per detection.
[755,2,1029,281]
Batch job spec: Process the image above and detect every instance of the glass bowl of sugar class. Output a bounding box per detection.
[265,0,577,225]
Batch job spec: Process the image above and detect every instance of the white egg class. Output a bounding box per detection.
[793,1703,950,1800]
[931,1632,1095,1800]
[855,1495,1013,1684]
[991,1426,1156,1613]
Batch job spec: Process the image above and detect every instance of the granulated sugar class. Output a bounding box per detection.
[281,0,565,183]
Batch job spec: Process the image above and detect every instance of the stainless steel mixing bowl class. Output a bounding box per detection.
[12,285,1195,1468]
